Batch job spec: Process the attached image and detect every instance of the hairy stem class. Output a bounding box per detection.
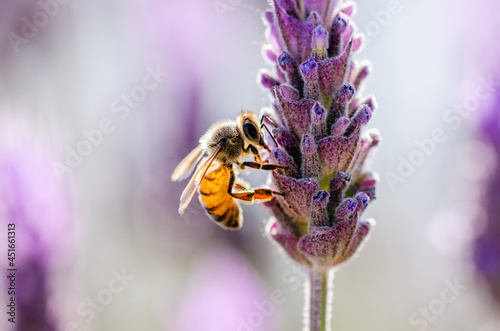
[307,269,334,331]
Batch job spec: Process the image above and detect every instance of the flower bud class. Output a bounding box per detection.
[278,51,303,90]
[270,147,299,177]
[310,190,330,230]
[258,69,280,89]
[335,197,357,220]
[330,117,350,136]
[317,39,353,108]
[328,84,355,127]
[340,2,357,16]
[311,25,329,61]
[272,172,319,220]
[328,171,352,210]
[329,13,349,57]
[353,62,370,90]
[301,134,322,178]
[301,57,320,101]
[310,102,327,139]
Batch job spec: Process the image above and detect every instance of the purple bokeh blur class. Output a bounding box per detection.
[0,116,75,331]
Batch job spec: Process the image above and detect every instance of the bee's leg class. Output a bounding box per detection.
[231,187,285,203]
[244,144,270,164]
[245,144,266,162]
[254,155,268,163]
[227,168,284,203]
[239,161,284,171]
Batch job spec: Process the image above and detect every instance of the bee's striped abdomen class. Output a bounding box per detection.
[198,164,242,229]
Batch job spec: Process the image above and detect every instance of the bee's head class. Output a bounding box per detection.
[238,111,269,151]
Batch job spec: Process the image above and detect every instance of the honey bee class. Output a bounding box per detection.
[171,111,284,230]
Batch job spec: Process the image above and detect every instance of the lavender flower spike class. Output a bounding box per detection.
[259,1,380,330]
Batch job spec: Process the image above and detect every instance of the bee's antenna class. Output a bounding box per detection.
[260,115,279,149]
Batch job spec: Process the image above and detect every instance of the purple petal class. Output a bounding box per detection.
[342,25,354,44]
[328,13,349,57]
[354,192,370,213]
[340,2,357,17]
[301,134,322,178]
[301,57,321,100]
[356,171,377,200]
[352,62,370,90]
[263,10,286,53]
[335,197,358,219]
[352,34,364,52]
[267,219,311,266]
[344,105,371,137]
[270,147,299,177]
[330,116,350,136]
[317,38,353,105]
[263,45,278,64]
[310,102,327,139]
[258,69,281,89]
[273,0,316,62]
[276,84,300,101]
[298,215,358,267]
[349,94,377,116]
[278,51,303,89]
[317,136,341,174]
[311,25,329,61]
[310,190,330,229]
[272,172,319,220]
[274,85,315,137]
[347,128,380,176]
[328,171,352,209]
[272,127,300,155]
[328,83,356,126]
[276,0,299,15]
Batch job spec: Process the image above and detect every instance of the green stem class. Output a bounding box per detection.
[307,269,334,331]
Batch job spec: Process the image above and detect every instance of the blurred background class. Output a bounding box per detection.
[0,0,499,330]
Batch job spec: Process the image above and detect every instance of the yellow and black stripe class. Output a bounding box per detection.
[198,164,242,229]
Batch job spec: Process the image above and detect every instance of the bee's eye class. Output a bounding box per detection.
[243,122,260,141]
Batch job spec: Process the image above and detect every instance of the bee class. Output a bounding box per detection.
[171,111,284,230]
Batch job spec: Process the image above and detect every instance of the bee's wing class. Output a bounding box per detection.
[178,146,222,215]
[171,146,205,182]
